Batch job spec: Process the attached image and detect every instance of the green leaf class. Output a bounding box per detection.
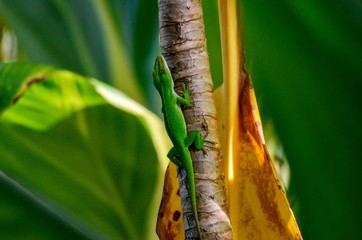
[0,171,104,240]
[203,1,223,89]
[0,0,146,104]
[0,63,169,239]
[239,0,362,239]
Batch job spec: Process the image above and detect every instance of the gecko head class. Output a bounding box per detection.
[152,56,163,91]
[153,55,173,91]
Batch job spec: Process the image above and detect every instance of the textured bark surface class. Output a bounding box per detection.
[158,0,232,239]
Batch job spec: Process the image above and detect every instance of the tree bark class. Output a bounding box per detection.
[158,0,232,239]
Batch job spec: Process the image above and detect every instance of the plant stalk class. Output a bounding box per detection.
[158,0,233,239]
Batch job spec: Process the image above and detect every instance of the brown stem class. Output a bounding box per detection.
[158,0,232,239]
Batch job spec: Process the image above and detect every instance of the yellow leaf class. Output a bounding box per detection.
[217,0,302,239]
[156,164,184,240]
[231,79,301,239]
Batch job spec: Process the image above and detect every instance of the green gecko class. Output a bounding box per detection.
[153,55,205,236]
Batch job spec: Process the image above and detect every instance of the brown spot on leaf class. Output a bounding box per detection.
[173,210,181,221]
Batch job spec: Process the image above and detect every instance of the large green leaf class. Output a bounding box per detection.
[0,63,169,239]
[240,0,362,239]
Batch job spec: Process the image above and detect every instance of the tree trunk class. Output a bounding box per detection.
[158,0,233,239]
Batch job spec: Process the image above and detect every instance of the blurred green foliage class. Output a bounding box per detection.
[0,65,164,239]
